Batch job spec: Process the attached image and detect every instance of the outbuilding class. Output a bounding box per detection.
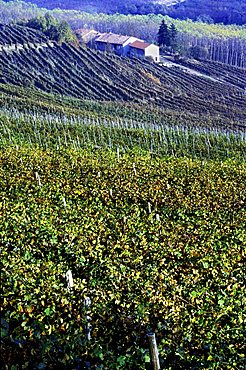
[129,41,160,63]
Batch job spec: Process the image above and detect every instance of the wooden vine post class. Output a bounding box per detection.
[147,332,160,370]
[84,297,92,342]
[66,270,74,289]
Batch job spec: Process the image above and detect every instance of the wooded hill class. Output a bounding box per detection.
[6,0,246,25]
[169,0,246,25]
[1,25,245,128]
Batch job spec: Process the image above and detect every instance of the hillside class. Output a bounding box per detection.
[170,0,246,25]
[8,0,246,24]
[1,2,246,69]
[0,23,48,44]
[1,87,245,370]
[0,25,245,128]
[1,16,245,370]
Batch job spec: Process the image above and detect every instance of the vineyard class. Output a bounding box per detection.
[175,58,246,90]
[1,87,246,368]
[0,25,246,126]
[0,22,246,370]
[1,106,246,161]
[1,144,245,369]
[0,24,48,44]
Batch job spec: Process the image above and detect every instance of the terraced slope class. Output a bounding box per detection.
[0,24,48,44]
[175,58,246,90]
[0,26,245,125]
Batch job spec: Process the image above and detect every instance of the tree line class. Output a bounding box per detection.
[156,20,246,66]
[6,0,246,25]
[18,13,77,44]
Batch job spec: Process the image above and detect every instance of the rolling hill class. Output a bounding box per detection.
[0,25,246,129]
[1,20,246,370]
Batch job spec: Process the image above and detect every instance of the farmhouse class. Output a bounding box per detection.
[95,33,160,62]
[76,29,160,63]
[129,41,160,63]
[94,32,140,57]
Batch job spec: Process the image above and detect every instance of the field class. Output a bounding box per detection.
[1,25,246,128]
[0,24,48,44]
[0,21,246,370]
[1,90,246,368]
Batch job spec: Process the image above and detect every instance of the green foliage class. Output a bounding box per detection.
[1,145,245,368]
[23,13,76,43]
[56,20,76,43]
[189,45,209,60]
[26,12,57,33]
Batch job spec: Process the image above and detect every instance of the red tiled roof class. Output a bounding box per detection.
[130,41,151,49]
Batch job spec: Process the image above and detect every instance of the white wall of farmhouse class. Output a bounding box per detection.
[145,44,160,63]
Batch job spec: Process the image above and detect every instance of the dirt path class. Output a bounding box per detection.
[160,56,221,83]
